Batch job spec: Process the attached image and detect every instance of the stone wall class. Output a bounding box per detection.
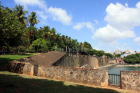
[55,54,114,69]
[109,59,118,64]
[120,70,140,91]
[38,65,108,87]
[7,61,108,87]
[7,61,34,75]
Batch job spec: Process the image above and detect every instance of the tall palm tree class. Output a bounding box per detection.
[28,12,39,27]
[28,12,39,47]
[12,5,28,26]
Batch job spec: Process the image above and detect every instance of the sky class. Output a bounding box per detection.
[1,0,140,53]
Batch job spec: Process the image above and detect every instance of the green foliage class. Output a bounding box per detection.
[25,49,29,53]
[96,50,104,57]
[104,53,113,58]
[0,3,29,50]
[124,54,140,64]
[115,54,121,58]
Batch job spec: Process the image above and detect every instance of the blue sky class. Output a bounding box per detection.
[1,0,140,53]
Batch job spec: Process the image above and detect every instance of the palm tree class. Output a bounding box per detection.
[12,5,28,26]
[28,12,39,27]
[28,12,39,48]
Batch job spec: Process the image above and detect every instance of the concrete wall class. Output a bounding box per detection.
[38,65,108,87]
[120,70,140,91]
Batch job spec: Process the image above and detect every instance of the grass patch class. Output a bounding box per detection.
[0,53,41,67]
[0,71,128,93]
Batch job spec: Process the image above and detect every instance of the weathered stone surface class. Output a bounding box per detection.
[120,70,140,91]
[37,65,108,87]
[7,61,25,74]
[7,61,34,75]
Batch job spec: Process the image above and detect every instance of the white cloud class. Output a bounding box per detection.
[123,43,128,46]
[14,0,47,10]
[94,20,98,24]
[14,0,72,25]
[92,47,100,50]
[104,2,140,30]
[36,11,48,20]
[92,24,135,43]
[92,2,140,43]
[134,37,140,45]
[48,7,72,25]
[73,22,94,32]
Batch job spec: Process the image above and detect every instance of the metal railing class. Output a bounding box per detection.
[108,74,120,87]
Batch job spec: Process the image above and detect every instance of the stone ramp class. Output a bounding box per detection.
[30,51,67,66]
[16,51,67,66]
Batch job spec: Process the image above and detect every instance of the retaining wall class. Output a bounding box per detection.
[120,70,140,91]
[55,54,116,69]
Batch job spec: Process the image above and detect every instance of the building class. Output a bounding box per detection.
[115,50,121,54]
[125,50,132,54]
[135,52,140,54]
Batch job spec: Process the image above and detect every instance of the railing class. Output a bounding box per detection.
[108,74,120,87]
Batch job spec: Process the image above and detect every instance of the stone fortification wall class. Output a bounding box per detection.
[7,60,34,75]
[56,54,116,69]
[7,61,108,87]
[38,65,108,87]
[120,70,140,91]
[109,59,118,64]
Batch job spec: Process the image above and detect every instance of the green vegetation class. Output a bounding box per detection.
[104,53,113,58]
[0,71,127,93]
[0,2,115,57]
[0,53,41,67]
[115,54,121,58]
[124,53,140,64]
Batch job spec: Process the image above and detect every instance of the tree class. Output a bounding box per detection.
[104,53,113,58]
[97,50,104,57]
[115,54,121,58]
[0,4,28,53]
[27,12,39,47]
[12,5,28,26]
[28,12,39,27]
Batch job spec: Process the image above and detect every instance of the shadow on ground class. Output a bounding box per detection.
[0,57,14,67]
[0,71,120,93]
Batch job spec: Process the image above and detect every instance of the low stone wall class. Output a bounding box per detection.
[120,70,140,91]
[38,65,108,87]
[7,61,34,75]
[7,60,108,87]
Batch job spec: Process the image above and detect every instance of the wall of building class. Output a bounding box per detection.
[120,70,140,91]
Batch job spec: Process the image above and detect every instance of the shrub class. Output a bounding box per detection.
[25,49,29,53]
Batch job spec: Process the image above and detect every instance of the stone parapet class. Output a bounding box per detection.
[120,70,140,91]
[38,65,108,87]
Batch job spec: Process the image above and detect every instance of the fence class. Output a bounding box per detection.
[108,74,120,87]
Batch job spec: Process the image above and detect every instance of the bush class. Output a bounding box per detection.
[29,50,34,53]
[25,49,28,53]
